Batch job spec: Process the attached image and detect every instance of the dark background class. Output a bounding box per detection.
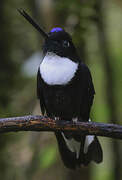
[0,0,122,179]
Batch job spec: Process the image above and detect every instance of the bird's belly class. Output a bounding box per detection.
[43,85,81,118]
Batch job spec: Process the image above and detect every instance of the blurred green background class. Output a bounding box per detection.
[0,0,122,179]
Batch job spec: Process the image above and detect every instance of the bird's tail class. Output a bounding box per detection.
[55,131,103,169]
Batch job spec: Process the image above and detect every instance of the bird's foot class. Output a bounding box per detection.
[54,117,60,121]
[72,117,78,124]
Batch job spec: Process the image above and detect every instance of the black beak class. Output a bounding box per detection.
[18,9,48,39]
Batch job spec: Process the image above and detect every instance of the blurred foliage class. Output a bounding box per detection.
[39,144,57,169]
[0,0,122,179]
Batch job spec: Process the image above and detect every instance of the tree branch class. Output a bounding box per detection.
[0,115,122,139]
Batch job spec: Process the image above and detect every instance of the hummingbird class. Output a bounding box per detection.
[18,9,103,169]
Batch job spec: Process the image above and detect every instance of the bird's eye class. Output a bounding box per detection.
[62,40,70,48]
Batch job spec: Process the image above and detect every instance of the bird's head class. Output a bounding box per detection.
[43,27,78,61]
[18,9,79,62]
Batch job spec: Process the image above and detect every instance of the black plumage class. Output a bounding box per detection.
[37,61,94,121]
[37,29,103,169]
[18,10,103,169]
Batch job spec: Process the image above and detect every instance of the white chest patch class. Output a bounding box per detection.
[40,53,78,85]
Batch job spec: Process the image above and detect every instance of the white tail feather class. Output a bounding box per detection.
[61,132,81,159]
[84,135,95,154]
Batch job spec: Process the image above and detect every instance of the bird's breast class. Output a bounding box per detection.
[40,53,78,85]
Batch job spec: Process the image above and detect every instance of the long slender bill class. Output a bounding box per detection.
[18,9,48,39]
